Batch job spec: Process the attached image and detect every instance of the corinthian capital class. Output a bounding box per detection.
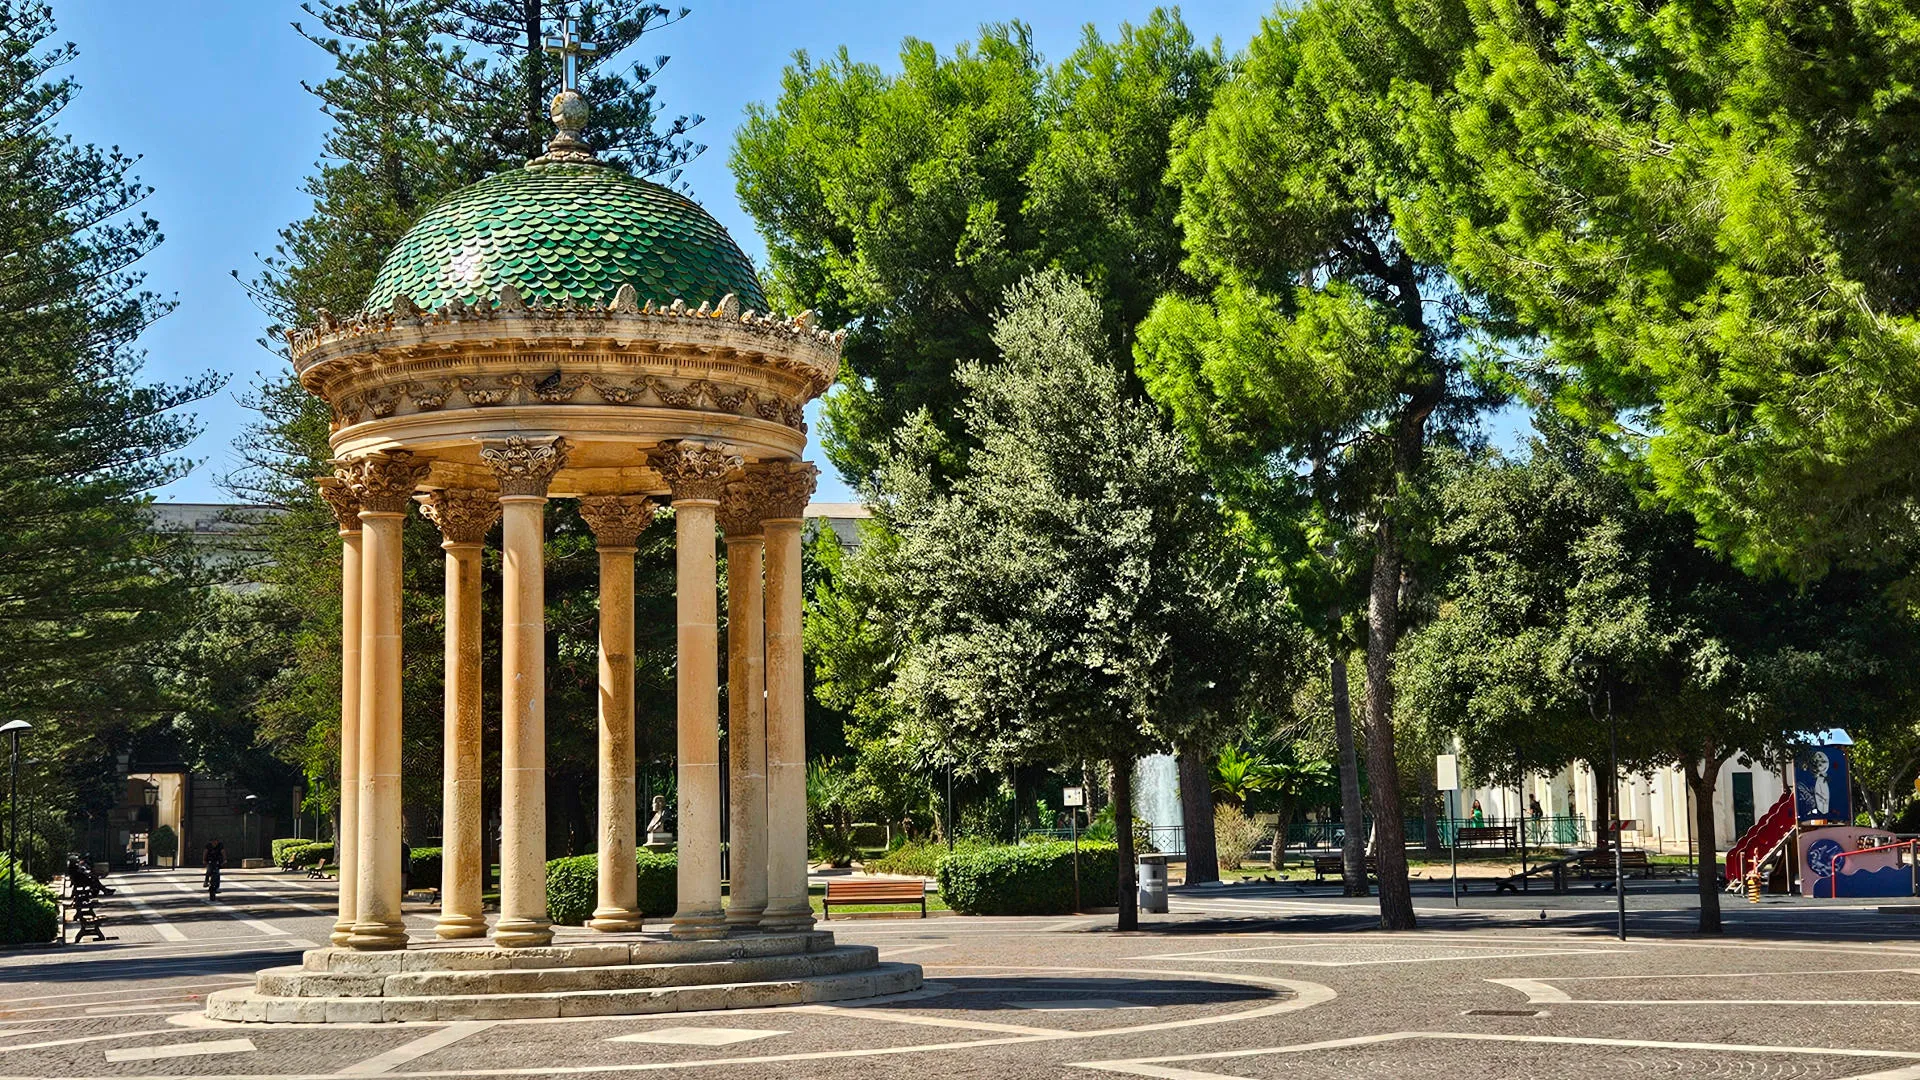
[338,450,433,513]
[750,460,818,521]
[481,435,570,497]
[649,440,743,503]
[578,495,657,548]
[415,488,501,545]
[717,476,770,538]
[317,476,362,533]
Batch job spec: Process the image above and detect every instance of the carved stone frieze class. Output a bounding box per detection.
[337,450,433,513]
[480,435,570,497]
[416,488,502,545]
[578,495,657,548]
[317,476,362,532]
[751,460,818,521]
[650,441,743,503]
[329,371,806,433]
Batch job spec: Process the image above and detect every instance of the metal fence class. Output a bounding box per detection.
[1016,815,1591,860]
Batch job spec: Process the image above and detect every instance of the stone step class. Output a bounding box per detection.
[301,931,836,974]
[206,961,923,1023]
[257,945,880,998]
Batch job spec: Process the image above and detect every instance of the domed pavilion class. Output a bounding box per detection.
[209,30,917,1022]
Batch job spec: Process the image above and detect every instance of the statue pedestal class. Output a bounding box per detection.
[643,833,675,854]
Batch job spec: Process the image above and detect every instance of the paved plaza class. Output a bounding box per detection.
[5,870,1920,1078]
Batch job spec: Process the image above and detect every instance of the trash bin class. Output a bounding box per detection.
[1137,853,1168,914]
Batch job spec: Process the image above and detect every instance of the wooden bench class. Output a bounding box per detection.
[1312,855,1376,882]
[823,878,927,919]
[1579,850,1654,879]
[1455,825,1517,850]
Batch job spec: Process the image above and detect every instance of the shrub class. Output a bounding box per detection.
[0,855,57,946]
[937,841,1117,915]
[274,840,312,870]
[408,846,442,886]
[278,842,331,870]
[546,849,678,926]
[1215,805,1267,871]
[864,839,989,879]
[149,825,177,861]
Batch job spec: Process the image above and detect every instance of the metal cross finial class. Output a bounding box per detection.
[544,16,599,94]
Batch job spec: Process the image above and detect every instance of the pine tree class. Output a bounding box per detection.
[0,1,218,810]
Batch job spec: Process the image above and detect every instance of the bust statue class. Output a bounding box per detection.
[644,795,675,852]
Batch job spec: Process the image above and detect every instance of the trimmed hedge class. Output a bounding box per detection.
[936,841,1118,916]
[407,846,442,886]
[546,850,677,926]
[270,838,307,867]
[863,839,989,879]
[276,841,332,870]
[0,855,58,946]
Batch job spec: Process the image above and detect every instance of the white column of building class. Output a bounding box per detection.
[416,489,500,940]
[578,495,657,933]
[318,479,362,948]
[653,442,742,941]
[483,436,570,949]
[719,478,769,930]
[341,451,430,951]
[759,462,817,933]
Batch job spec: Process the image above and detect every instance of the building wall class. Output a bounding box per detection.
[1457,754,1789,852]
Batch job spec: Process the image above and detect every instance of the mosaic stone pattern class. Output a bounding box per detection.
[363,163,766,313]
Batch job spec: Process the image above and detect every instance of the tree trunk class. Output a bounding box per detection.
[1112,756,1138,931]
[1270,800,1292,871]
[1686,760,1723,934]
[1177,744,1219,885]
[523,0,543,163]
[1363,536,1416,929]
[1331,645,1368,897]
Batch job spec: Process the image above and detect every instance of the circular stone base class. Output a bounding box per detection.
[203,930,922,1023]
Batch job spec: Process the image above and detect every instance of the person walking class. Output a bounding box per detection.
[203,839,225,901]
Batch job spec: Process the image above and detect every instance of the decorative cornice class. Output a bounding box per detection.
[337,450,432,514]
[317,476,362,533]
[326,372,807,433]
[717,476,771,538]
[577,495,657,548]
[288,296,843,401]
[752,460,818,521]
[650,440,743,504]
[415,488,501,545]
[480,435,570,497]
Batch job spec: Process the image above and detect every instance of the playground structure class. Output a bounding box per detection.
[1722,737,1919,899]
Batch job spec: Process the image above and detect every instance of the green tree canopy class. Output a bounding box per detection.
[1398,422,1920,931]
[1421,0,1920,582]
[857,271,1261,927]
[732,13,1222,485]
[1137,0,1499,929]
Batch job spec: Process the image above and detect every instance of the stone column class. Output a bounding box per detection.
[483,435,570,949]
[340,450,431,951]
[651,441,743,940]
[758,462,817,933]
[718,479,769,930]
[318,479,362,948]
[578,495,657,933]
[416,489,500,940]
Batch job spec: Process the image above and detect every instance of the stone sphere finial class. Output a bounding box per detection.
[534,89,597,165]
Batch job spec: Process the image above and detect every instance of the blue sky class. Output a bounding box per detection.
[53,1,1277,504]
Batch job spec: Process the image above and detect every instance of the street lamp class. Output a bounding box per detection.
[242,794,259,864]
[1,719,32,927]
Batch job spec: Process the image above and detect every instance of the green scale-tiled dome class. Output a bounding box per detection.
[363,163,766,313]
